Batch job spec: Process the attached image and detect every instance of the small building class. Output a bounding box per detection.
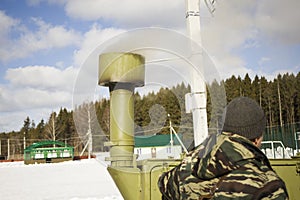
[24,140,74,164]
[134,134,183,160]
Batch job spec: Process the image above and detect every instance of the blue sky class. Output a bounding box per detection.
[0,0,300,132]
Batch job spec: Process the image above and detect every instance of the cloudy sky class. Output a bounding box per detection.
[0,0,299,132]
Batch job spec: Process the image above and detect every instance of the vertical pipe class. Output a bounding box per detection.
[109,84,135,167]
[185,0,208,146]
[98,53,145,167]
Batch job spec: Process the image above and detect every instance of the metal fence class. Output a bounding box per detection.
[264,122,300,150]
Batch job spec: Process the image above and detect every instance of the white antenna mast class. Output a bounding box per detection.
[185,0,216,147]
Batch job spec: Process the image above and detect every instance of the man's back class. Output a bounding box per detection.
[209,133,288,199]
[159,132,289,199]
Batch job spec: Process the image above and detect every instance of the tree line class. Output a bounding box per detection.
[1,72,300,157]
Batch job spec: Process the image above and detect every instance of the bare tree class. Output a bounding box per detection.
[45,112,61,143]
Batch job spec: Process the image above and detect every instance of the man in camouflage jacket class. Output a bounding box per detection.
[158,97,288,199]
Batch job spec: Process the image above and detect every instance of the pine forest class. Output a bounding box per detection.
[1,72,300,159]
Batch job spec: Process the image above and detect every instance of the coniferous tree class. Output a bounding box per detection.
[3,72,300,156]
[21,116,31,136]
[252,75,261,106]
[295,72,300,123]
[207,79,227,133]
[242,73,253,98]
[35,119,46,140]
[281,73,296,124]
[95,99,110,137]
[224,75,241,102]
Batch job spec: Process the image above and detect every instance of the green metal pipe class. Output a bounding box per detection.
[109,86,135,167]
[98,52,145,167]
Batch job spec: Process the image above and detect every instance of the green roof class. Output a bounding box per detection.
[134,134,182,147]
[24,140,73,151]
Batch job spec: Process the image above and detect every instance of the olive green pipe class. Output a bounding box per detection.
[109,86,135,167]
[98,52,145,167]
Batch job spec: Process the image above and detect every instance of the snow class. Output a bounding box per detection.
[0,153,123,200]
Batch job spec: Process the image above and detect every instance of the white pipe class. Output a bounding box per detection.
[185,0,209,147]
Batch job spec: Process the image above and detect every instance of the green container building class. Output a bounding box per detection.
[24,140,74,164]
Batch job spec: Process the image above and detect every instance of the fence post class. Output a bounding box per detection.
[7,139,10,160]
[295,132,300,153]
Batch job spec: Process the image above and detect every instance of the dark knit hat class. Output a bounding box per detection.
[222,97,266,140]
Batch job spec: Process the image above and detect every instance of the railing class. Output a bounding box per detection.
[261,141,291,159]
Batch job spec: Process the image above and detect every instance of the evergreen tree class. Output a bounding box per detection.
[21,116,31,135]
[207,79,227,133]
[36,119,46,140]
[224,75,242,102]
[295,72,300,123]
[252,75,261,105]
[242,73,253,98]
[96,99,110,137]
[281,73,296,124]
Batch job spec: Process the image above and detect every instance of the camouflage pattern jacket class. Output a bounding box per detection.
[158,132,289,200]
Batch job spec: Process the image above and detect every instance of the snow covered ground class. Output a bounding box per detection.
[0,153,123,200]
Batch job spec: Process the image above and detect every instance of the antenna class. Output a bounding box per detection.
[204,0,217,15]
[185,0,218,147]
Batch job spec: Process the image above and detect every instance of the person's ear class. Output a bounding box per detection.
[253,136,263,148]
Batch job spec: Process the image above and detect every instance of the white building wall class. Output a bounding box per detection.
[134,145,182,160]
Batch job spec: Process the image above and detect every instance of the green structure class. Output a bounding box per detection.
[98,52,182,199]
[98,52,300,200]
[24,140,74,164]
[134,134,182,148]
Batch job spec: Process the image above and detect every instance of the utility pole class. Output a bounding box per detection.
[7,139,10,160]
[185,0,208,146]
[168,114,174,148]
[87,108,92,159]
[23,132,26,150]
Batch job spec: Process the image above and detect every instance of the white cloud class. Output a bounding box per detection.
[1,65,78,114]
[0,65,78,132]
[30,18,80,47]
[0,22,125,132]
[5,65,78,91]
[255,0,300,44]
[0,14,81,62]
[0,11,19,40]
[64,0,185,28]
[208,53,249,80]
[200,0,256,79]
[0,86,71,112]
[0,89,62,132]
[203,0,256,49]
[258,57,270,67]
[200,0,300,80]
[0,107,59,133]
[73,24,125,67]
